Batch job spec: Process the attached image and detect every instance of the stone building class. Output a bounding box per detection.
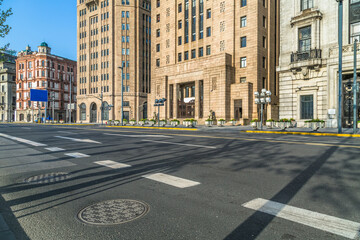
[278,0,360,128]
[16,43,77,122]
[149,0,280,124]
[0,52,16,122]
[77,0,151,123]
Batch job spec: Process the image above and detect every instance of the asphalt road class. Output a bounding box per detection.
[0,123,360,240]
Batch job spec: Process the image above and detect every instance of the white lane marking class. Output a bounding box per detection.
[0,133,47,147]
[242,198,360,239]
[55,136,101,144]
[45,147,65,152]
[65,152,90,158]
[143,173,200,188]
[141,139,217,149]
[57,131,78,135]
[95,160,131,169]
[104,133,172,138]
[21,127,31,129]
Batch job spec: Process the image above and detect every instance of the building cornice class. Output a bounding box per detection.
[290,9,323,27]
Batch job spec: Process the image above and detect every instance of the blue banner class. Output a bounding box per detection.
[30,89,48,102]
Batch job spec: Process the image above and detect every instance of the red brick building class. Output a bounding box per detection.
[15,43,77,122]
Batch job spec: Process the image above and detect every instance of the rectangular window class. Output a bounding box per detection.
[156,59,160,67]
[191,49,196,59]
[241,0,247,7]
[207,9,211,19]
[156,29,160,37]
[299,26,311,52]
[241,36,246,48]
[178,3,182,12]
[178,53,182,62]
[240,57,247,68]
[263,16,266,28]
[241,16,247,27]
[301,0,313,11]
[184,51,189,60]
[191,0,196,41]
[178,36,182,45]
[178,20,182,29]
[263,57,266,68]
[199,47,203,57]
[185,0,189,43]
[156,44,160,52]
[206,27,211,37]
[240,77,246,83]
[300,95,314,119]
[206,45,211,55]
[199,0,204,39]
[263,36,267,48]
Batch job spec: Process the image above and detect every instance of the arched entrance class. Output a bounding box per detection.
[19,114,24,121]
[27,114,31,122]
[102,102,109,121]
[143,102,147,119]
[90,103,97,123]
[80,103,86,121]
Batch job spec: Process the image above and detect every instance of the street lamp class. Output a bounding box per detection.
[336,0,343,133]
[50,92,55,123]
[154,98,167,127]
[254,89,271,130]
[118,66,124,126]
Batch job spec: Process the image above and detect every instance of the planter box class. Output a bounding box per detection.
[230,121,237,126]
[217,121,226,127]
[306,122,325,131]
[159,121,166,127]
[266,121,275,129]
[184,121,195,127]
[148,121,155,126]
[290,121,297,128]
[129,121,136,126]
[358,122,360,128]
[114,121,120,126]
[171,121,179,127]
[251,122,261,129]
[139,121,145,126]
[278,122,291,130]
[205,121,213,127]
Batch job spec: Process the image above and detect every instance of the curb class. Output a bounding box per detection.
[106,126,198,131]
[244,130,360,138]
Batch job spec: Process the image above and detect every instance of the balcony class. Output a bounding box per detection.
[291,48,322,63]
[290,48,322,70]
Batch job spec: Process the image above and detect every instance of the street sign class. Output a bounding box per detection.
[67,103,75,110]
[30,89,48,102]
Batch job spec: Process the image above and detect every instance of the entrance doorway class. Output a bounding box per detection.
[90,103,97,123]
[178,83,195,118]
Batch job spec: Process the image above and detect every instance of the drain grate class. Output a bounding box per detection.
[24,172,71,184]
[78,199,149,225]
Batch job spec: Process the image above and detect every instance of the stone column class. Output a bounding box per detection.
[174,84,179,119]
[195,80,200,119]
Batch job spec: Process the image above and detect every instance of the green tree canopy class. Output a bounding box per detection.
[0,0,12,50]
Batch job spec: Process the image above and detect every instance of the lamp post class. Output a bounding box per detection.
[254,89,271,130]
[51,92,55,123]
[154,98,167,127]
[336,0,343,133]
[354,39,358,134]
[118,66,124,126]
[69,75,72,123]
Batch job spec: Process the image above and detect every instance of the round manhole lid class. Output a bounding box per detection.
[24,172,71,184]
[78,199,149,225]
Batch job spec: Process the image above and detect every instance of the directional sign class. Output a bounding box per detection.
[30,89,48,102]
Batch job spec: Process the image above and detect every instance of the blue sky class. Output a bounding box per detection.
[0,0,77,60]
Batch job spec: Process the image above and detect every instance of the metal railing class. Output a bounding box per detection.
[291,48,322,63]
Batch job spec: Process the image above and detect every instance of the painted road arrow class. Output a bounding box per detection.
[55,136,101,144]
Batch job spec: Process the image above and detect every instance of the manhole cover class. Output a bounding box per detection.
[24,172,71,184]
[78,199,149,225]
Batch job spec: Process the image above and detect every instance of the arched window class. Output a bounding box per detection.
[80,103,86,120]
[42,60,45,67]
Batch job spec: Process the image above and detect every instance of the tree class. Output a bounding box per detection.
[0,0,12,51]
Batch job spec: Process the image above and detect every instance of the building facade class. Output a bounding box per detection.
[77,0,151,123]
[278,0,360,128]
[16,44,77,122]
[149,0,279,124]
[0,52,16,122]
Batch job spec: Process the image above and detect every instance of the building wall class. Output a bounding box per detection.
[15,45,77,122]
[278,0,359,127]
[0,57,16,122]
[76,0,151,123]
[150,0,279,124]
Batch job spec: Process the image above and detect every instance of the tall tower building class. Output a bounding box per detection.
[150,0,279,124]
[77,0,151,123]
[0,51,16,122]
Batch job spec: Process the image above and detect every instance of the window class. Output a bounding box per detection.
[207,9,211,19]
[157,0,160,7]
[300,95,314,119]
[240,77,246,83]
[241,0,247,7]
[301,0,313,11]
[191,49,196,59]
[206,27,211,37]
[156,29,160,37]
[178,3,182,12]
[156,59,160,67]
[350,22,360,43]
[299,26,311,52]
[206,45,211,55]
[178,53,182,62]
[263,57,266,68]
[263,16,266,28]
[262,77,266,88]
[178,36,182,45]
[157,14,160,22]
[240,57,247,68]
[178,20,182,29]
[184,51,189,60]
[241,37,247,48]
[199,47,203,57]
[240,16,247,27]
[263,36,267,48]
[156,44,160,52]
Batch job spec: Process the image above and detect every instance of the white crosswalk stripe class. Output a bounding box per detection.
[65,152,90,158]
[45,147,65,152]
[94,160,131,169]
[143,173,200,188]
[0,133,46,147]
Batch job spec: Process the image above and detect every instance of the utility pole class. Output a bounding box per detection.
[354,39,358,134]
[69,75,72,123]
[337,0,343,133]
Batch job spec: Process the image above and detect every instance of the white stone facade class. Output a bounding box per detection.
[278,0,360,128]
